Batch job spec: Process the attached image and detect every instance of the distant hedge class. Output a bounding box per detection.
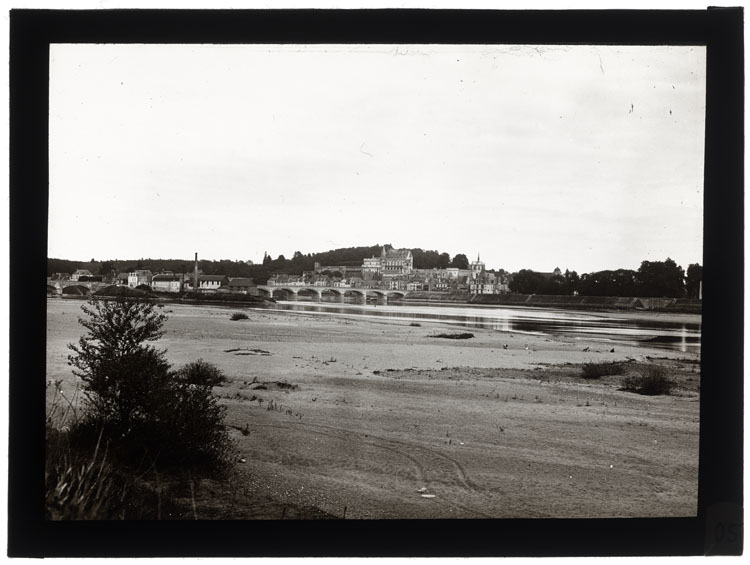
[181,292,271,304]
[94,285,152,298]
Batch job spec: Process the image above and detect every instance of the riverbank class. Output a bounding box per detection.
[403,291,702,314]
[46,300,700,519]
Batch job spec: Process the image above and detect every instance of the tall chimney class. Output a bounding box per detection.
[194,252,199,292]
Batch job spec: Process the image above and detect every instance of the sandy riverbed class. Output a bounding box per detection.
[46,298,700,519]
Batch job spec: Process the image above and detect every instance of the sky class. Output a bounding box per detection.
[48,43,706,274]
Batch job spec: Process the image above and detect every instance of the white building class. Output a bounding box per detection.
[128,270,153,288]
[151,273,183,293]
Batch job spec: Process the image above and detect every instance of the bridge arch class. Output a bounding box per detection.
[297,287,322,299]
[269,287,298,299]
[62,285,91,296]
[343,289,366,297]
[320,288,344,296]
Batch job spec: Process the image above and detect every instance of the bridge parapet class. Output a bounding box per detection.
[257,285,404,302]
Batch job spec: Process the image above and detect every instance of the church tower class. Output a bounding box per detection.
[470,253,485,276]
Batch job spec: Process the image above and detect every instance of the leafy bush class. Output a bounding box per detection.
[581,361,625,380]
[68,298,169,430]
[621,365,674,395]
[66,298,233,471]
[172,359,227,387]
[230,312,249,321]
[152,378,233,467]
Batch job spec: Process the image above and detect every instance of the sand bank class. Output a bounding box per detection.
[46,299,700,519]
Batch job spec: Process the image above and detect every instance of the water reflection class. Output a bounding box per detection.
[266,300,701,354]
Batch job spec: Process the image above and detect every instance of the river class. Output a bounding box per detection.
[265,300,701,354]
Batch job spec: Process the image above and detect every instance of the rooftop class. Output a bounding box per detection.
[227,278,256,287]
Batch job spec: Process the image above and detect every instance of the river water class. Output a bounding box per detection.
[267,300,701,354]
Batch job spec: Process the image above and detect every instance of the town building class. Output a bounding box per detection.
[128,270,153,288]
[267,274,305,286]
[198,275,229,291]
[470,254,485,276]
[70,269,93,281]
[362,256,383,279]
[184,274,229,292]
[362,247,413,279]
[151,273,183,293]
[227,277,258,295]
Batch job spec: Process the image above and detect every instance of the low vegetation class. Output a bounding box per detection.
[621,365,675,396]
[580,361,625,380]
[48,297,235,519]
[230,312,249,321]
[429,332,474,340]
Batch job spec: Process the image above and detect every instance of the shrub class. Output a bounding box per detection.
[621,365,674,395]
[68,298,169,430]
[66,298,233,471]
[172,359,227,387]
[430,332,474,339]
[581,361,625,380]
[152,378,233,468]
[230,312,249,321]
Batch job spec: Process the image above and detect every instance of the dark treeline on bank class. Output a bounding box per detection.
[48,245,702,299]
[509,259,702,300]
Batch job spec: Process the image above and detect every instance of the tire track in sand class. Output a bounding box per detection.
[303,421,475,492]
[243,422,426,482]
[242,420,491,518]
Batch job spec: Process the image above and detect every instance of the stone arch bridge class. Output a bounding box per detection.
[257,285,405,302]
[47,280,110,296]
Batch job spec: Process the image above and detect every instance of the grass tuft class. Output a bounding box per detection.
[621,365,674,395]
[430,332,474,340]
[581,361,625,380]
[230,312,249,321]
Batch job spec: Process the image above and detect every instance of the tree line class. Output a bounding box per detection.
[47,245,473,283]
[508,259,702,299]
[47,249,702,299]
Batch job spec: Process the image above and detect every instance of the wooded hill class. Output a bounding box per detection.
[47,245,469,285]
[47,247,701,299]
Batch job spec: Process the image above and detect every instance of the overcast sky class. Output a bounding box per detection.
[48,43,705,273]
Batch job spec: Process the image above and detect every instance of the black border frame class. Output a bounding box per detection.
[8,8,744,557]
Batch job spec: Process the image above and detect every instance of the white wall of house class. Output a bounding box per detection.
[152,280,181,292]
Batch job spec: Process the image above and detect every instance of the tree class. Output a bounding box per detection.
[685,263,703,299]
[450,253,469,270]
[98,260,116,277]
[67,298,232,467]
[636,258,686,298]
[577,269,638,297]
[539,273,567,295]
[508,269,546,294]
[564,269,580,295]
[68,298,169,429]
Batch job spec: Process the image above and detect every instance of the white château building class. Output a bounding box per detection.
[362,247,413,279]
